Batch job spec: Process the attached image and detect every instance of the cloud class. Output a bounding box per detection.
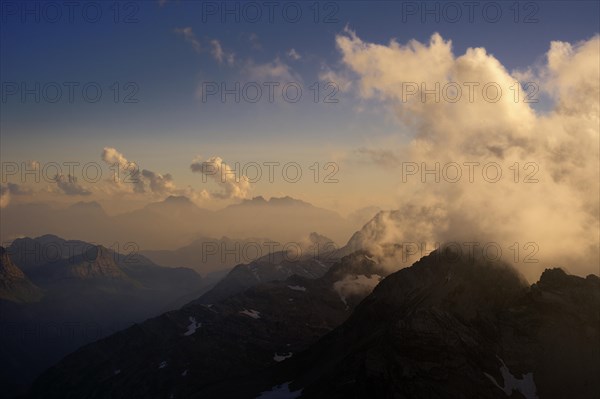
[319,68,353,93]
[244,58,299,82]
[0,184,10,208]
[175,30,235,67]
[210,39,235,66]
[287,48,301,60]
[101,147,184,197]
[174,27,202,53]
[55,174,92,196]
[101,147,145,193]
[141,170,176,195]
[190,156,251,200]
[102,147,129,169]
[248,33,262,50]
[3,182,32,196]
[333,30,600,280]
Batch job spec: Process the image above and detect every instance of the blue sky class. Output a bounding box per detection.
[1,0,599,213]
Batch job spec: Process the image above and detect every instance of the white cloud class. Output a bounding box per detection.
[0,184,10,208]
[210,39,235,66]
[287,48,301,60]
[333,30,600,280]
[174,27,202,53]
[55,174,92,196]
[244,58,299,82]
[190,156,251,200]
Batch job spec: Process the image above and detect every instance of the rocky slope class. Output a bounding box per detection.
[0,236,205,398]
[246,251,600,399]
[28,252,388,399]
[0,246,43,303]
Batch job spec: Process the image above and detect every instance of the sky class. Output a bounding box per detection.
[1,0,599,216]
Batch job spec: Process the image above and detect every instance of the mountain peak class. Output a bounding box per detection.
[69,245,127,280]
[164,195,193,205]
[0,246,43,303]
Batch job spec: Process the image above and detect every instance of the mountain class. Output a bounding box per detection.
[216,196,352,243]
[28,252,389,399]
[142,232,337,277]
[0,246,43,303]
[0,236,206,398]
[2,196,357,250]
[190,232,340,304]
[114,196,215,248]
[8,234,92,272]
[243,250,600,399]
[32,245,131,284]
[195,256,331,305]
[141,236,277,276]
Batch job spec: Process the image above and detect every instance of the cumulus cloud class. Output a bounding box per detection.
[190,156,251,200]
[101,147,145,193]
[101,147,186,198]
[140,170,176,195]
[174,27,202,53]
[4,182,32,196]
[0,184,11,208]
[244,58,299,82]
[210,39,235,66]
[287,48,301,60]
[335,30,599,280]
[55,174,92,196]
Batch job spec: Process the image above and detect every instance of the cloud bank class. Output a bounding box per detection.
[335,30,599,280]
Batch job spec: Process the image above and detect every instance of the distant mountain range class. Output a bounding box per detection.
[0,246,43,303]
[256,253,600,399]
[28,251,389,399]
[27,246,600,399]
[6,210,598,399]
[0,196,360,250]
[0,235,205,398]
[141,231,337,277]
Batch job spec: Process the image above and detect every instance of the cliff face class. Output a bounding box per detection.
[273,254,600,399]
[0,246,43,303]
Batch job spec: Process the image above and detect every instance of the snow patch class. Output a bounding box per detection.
[256,381,302,398]
[182,369,188,377]
[287,285,306,292]
[158,361,167,369]
[113,369,121,375]
[273,352,293,362]
[485,358,538,399]
[239,309,261,319]
[184,316,201,336]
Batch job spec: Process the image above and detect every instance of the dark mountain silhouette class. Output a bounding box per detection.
[0,246,43,303]
[1,196,356,250]
[0,236,205,398]
[28,252,389,399]
[241,250,600,399]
